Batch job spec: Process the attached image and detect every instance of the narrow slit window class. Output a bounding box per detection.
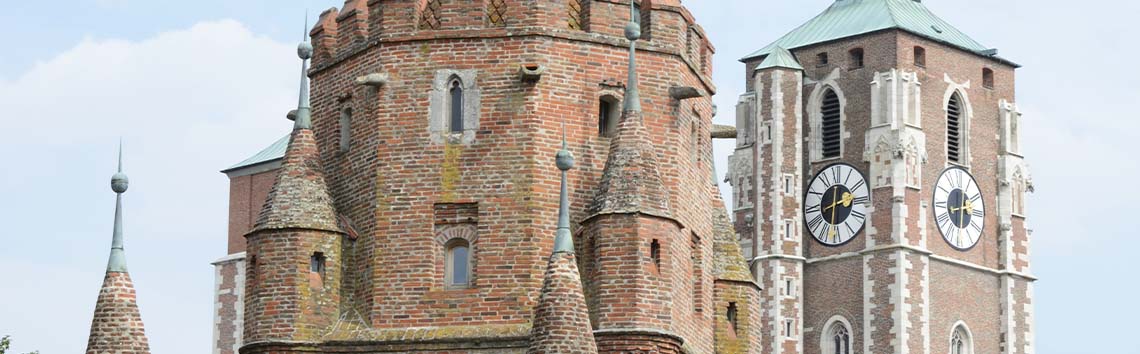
[726,302,739,336]
[310,252,326,276]
[783,174,793,194]
[650,239,661,270]
[947,93,963,163]
[983,68,995,89]
[820,89,842,158]
[784,220,794,240]
[848,48,864,69]
[690,119,699,165]
[785,319,794,337]
[914,46,926,67]
[339,108,352,153]
[448,78,464,133]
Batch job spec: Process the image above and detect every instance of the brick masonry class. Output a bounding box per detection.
[86,272,150,354]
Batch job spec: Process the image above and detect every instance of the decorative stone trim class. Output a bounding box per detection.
[429,69,480,145]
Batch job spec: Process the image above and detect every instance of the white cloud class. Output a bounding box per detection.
[0,20,295,354]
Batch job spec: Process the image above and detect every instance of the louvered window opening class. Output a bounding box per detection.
[821,90,842,158]
[419,0,442,30]
[567,0,585,30]
[487,0,507,27]
[947,94,962,163]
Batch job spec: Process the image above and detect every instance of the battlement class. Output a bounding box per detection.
[309,0,714,80]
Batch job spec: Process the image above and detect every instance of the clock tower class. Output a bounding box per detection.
[727,1,1036,353]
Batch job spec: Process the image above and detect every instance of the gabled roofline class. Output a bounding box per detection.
[743,28,1021,69]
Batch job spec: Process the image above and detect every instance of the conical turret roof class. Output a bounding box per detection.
[86,144,151,354]
[250,31,343,234]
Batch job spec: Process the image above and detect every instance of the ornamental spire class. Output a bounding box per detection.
[295,13,314,130]
[623,1,641,112]
[553,124,575,254]
[107,140,129,272]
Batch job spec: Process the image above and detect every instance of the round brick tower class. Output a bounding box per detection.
[242,0,726,352]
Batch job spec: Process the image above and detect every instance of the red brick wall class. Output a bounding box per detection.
[226,170,277,254]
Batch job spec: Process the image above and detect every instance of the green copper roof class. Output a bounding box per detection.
[742,0,992,62]
[222,134,289,172]
[756,46,804,70]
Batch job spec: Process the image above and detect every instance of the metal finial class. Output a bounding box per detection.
[553,124,575,254]
[623,1,641,112]
[294,12,313,130]
[107,142,129,273]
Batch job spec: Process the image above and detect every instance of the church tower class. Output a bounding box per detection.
[728,1,1035,353]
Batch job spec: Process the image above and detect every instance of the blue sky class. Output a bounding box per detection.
[0,1,1135,353]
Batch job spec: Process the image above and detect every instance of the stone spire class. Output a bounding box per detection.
[527,126,598,354]
[86,142,151,354]
[587,0,671,219]
[250,20,342,234]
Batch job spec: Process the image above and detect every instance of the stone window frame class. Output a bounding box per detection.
[949,321,974,354]
[807,79,848,163]
[434,224,478,289]
[430,69,481,145]
[820,315,854,354]
[941,81,974,168]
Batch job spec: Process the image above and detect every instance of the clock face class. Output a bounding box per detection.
[932,167,986,250]
[803,163,870,246]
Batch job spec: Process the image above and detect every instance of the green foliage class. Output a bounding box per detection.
[0,335,39,354]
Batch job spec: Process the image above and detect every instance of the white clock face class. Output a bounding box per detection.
[932,167,985,250]
[804,163,870,246]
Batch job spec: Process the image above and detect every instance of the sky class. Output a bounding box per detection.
[0,1,1135,353]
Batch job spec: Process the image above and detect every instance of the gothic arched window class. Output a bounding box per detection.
[820,89,842,158]
[445,238,471,288]
[950,324,972,354]
[831,323,851,354]
[947,92,964,163]
[448,78,464,133]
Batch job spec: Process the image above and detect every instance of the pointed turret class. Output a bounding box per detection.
[586,3,670,219]
[527,128,598,354]
[86,143,151,354]
[581,4,685,353]
[250,18,342,234]
[242,18,346,345]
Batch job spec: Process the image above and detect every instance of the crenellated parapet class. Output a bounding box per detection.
[305,0,714,86]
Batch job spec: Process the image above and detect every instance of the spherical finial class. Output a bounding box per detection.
[624,22,641,41]
[111,172,129,193]
[556,149,575,171]
[298,41,314,60]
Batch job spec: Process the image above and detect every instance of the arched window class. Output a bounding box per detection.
[982,68,995,89]
[339,108,352,153]
[445,239,471,288]
[914,46,926,67]
[598,95,619,137]
[820,89,842,158]
[448,78,464,133]
[848,48,864,69]
[950,324,972,354]
[947,92,964,163]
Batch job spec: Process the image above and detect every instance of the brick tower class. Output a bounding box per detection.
[728,1,1036,354]
[86,145,151,354]
[221,0,765,353]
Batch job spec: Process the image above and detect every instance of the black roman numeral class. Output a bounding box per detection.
[971,209,984,218]
[805,204,821,213]
[808,215,825,231]
[850,179,865,191]
[851,210,866,221]
[853,196,869,204]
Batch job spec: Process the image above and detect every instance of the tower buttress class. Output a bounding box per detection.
[750,46,806,354]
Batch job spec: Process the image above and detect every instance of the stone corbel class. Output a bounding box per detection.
[355,72,389,88]
[669,86,703,100]
[519,64,546,83]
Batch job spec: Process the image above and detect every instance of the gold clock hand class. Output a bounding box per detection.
[828,187,838,238]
